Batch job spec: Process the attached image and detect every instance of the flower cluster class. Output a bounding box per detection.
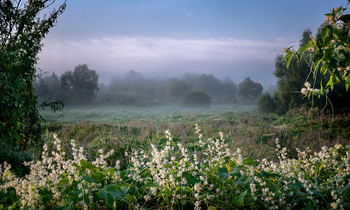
[0,125,349,209]
[301,82,323,97]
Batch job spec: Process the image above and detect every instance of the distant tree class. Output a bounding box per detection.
[193,74,222,98]
[123,70,147,94]
[124,70,144,82]
[34,72,62,103]
[167,78,188,102]
[46,72,61,93]
[237,77,263,103]
[34,77,50,100]
[61,64,99,104]
[182,91,211,108]
[257,92,277,113]
[299,29,312,48]
[221,77,238,100]
[181,73,199,91]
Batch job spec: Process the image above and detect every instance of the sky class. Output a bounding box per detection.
[38,0,346,88]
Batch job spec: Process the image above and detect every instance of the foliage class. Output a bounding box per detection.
[40,106,350,164]
[193,74,237,99]
[272,30,323,114]
[283,0,350,94]
[182,91,211,108]
[103,72,238,105]
[167,78,189,102]
[1,127,349,209]
[237,77,263,103]
[270,28,350,114]
[34,73,62,104]
[0,0,66,167]
[257,92,277,114]
[61,64,99,105]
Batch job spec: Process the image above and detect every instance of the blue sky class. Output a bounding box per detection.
[39,0,345,88]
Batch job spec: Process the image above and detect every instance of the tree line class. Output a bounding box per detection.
[34,64,99,105]
[35,68,264,107]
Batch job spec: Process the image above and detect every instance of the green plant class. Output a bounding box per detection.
[283,0,350,95]
[237,77,263,103]
[257,92,277,114]
[182,91,211,108]
[1,127,349,209]
[0,0,66,171]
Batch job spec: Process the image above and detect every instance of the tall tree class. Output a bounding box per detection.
[167,78,188,102]
[0,0,66,170]
[61,64,99,104]
[34,72,61,103]
[273,30,326,114]
[193,74,221,98]
[237,77,263,103]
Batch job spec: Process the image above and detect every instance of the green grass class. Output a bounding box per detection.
[2,106,350,209]
[41,106,350,162]
[40,104,255,124]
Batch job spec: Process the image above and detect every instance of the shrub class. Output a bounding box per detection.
[0,0,66,173]
[182,91,211,108]
[0,128,349,209]
[257,92,277,113]
[237,77,263,103]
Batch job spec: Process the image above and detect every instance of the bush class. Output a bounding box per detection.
[257,92,277,114]
[1,129,349,209]
[0,1,66,168]
[237,77,263,103]
[182,91,211,108]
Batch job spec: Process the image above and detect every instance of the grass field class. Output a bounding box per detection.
[2,105,350,209]
[40,104,255,123]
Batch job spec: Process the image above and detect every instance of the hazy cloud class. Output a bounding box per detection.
[38,36,289,86]
[181,8,195,17]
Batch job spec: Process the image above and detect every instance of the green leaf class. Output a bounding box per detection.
[314,56,324,73]
[340,183,350,194]
[56,199,73,210]
[231,190,247,207]
[303,201,315,210]
[13,131,20,141]
[98,185,130,205]
[216,167,229,180]
[81,176,97,183]
[345,75,350,91]
[80,159,98,170]
[125,193,138,203]
[230,166,242,177]
[216,166,241,181]
[184,172,200,184]
[260,171,280,179]
[242,157,259,166]
[286,53,293,69]
[120,184,130,194]
[326,76,334,90]
[233,176,248,189]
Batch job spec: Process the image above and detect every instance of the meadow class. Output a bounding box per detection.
[1,105,350,209]
[39,104,255,123]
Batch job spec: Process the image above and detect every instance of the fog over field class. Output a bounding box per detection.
[3,1,350,209]
[37,0,343,89]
